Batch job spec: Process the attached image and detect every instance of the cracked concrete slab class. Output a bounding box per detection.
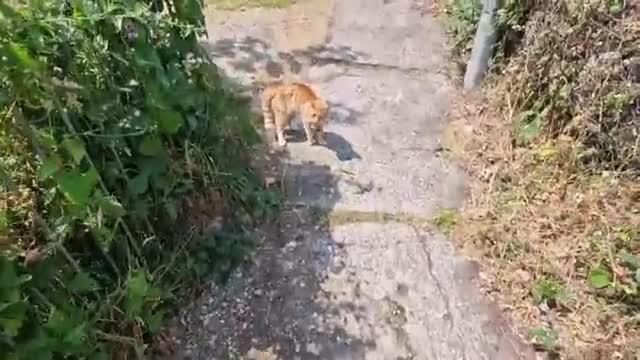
[166,0,536,359]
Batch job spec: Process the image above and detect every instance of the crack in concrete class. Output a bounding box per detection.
[410,225,473,360]
[410,225,455,331]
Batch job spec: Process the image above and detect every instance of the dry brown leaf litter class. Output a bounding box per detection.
[445,1,640,359]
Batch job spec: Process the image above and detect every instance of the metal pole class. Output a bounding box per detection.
[463,0,499,89]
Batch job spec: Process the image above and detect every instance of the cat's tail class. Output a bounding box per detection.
[261,87,276,130]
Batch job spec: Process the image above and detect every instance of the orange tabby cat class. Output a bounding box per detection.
[261,83,329,147]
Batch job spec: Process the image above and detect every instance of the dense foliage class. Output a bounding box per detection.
[0,0,275,358]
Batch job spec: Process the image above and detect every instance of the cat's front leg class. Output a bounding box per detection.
[302,121,317,145]
[317,130,327,145]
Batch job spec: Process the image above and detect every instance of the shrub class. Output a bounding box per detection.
[0,0,274,358]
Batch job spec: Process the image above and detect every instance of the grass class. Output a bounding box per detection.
[326,209,432,227]
[305,207,433,228]
[433,208,459,235]
[205,0,294,10]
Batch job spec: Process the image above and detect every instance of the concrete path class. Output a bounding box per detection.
[169,1,535,359]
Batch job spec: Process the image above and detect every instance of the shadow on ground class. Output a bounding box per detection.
[323,132,361,161]
[201,36,369,79]
[200,36,366,128]
[277,128,361,162]
[166,146,374,359]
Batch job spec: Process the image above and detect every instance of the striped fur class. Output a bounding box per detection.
[260,83,329,146]
[261,86,277,130]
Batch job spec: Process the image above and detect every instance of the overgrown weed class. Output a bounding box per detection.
[0,1,278,358]
[448,92,640,359]
[442,0,640,358]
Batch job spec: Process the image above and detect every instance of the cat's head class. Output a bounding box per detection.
[306,98,328,124]
[304,99,329,144]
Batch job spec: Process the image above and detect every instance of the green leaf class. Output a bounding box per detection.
[144,309,164,334]
[139,156,169,177]
[61,138,86,164]
[173,0,205,27]
[128,173,149,196]
[95,193,125,218]
[57,169,98,205]
[0,211,7,233]
[45,307,88,345]
[139,135,163,156]
[154,108,184,134]
[125,271,150,316]
[63,323,87,348]
[38,155,62,180]
[45,307,90,353]
[34,129,57,149]
[588,266,612,289]
[635,269,640,284]
[12,331,53,360]
[127,271,149,298]
[8,42,39,70]
[0,301,27,337]
[46,308,70,334]
[529,327,558,351]
[91,223,115,252]
[609,0,624,14]
[531,279,573,304]
[619,250,640,270]
[90,352,111,360]
[518,117,542,144]
[0,257,29,291]
[68,272,99,293]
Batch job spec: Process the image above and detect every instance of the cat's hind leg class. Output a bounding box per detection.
[274,112,288,147]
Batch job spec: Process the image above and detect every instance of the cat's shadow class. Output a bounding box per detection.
[285,130,361,162]
[323,132,361,162]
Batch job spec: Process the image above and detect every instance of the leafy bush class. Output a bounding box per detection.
[0,0,275,358]
[500,0,640,174]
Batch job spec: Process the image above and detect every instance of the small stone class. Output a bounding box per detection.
[253,289,264,297]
